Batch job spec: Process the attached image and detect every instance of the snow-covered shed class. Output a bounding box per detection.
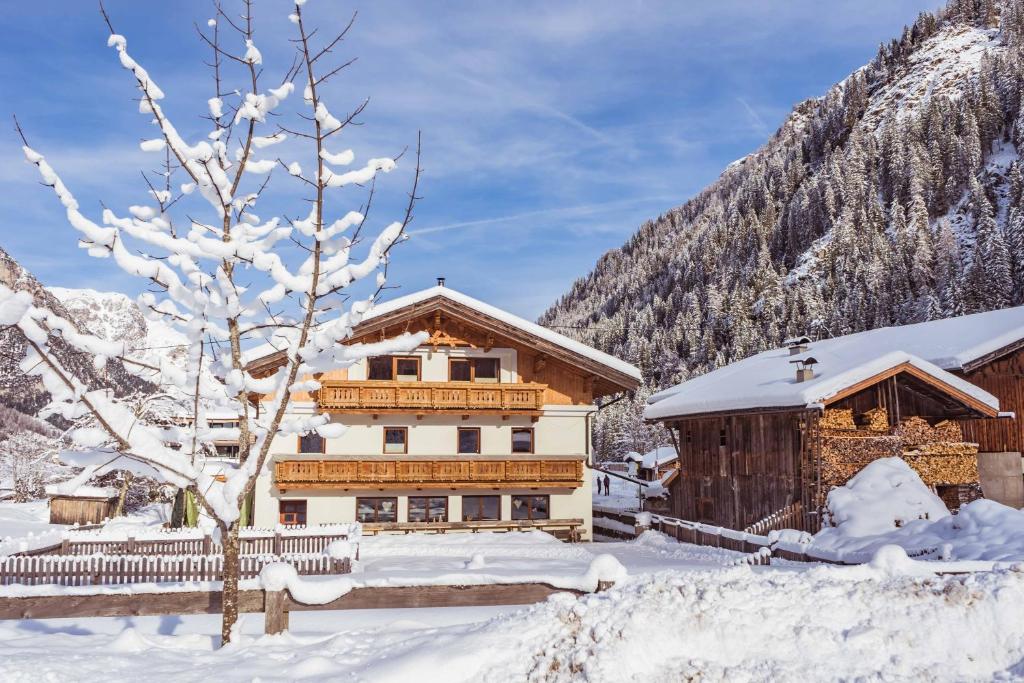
[45,484,118,525]
[644,311,1016,532]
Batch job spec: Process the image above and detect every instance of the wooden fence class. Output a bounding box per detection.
[593,507,947,567]
[0,553,350,587]
[24,526,355,558]
[0,580,612,634]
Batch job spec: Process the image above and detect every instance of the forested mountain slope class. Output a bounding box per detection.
[541,0,1024,458]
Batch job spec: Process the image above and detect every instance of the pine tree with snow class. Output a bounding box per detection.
[1,2,422,644]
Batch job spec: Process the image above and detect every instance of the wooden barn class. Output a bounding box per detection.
[46,486,118,525]
[643,310,1024,532]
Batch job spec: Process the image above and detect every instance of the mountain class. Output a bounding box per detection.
[0,247,152,418]
[541,0,1024,459]
[48,287,191,371]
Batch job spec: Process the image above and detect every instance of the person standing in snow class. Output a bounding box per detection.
[604,474,611,496]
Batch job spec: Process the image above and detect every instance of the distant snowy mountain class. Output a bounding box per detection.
[48,287,191,370]
[0,247,152,418]
[542,0,1024,459]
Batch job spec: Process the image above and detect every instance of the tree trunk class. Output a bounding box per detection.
[220,523,241,646]
[113,472,132,517]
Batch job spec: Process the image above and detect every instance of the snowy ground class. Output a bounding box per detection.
[2,512,1023,680]
[0,500,68,556]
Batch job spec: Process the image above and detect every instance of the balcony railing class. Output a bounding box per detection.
[275,458,583,490]
[316,380,547,413]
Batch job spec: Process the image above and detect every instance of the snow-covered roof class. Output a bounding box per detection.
[646,340,1000,422]
[45,483,118,499]
[245,286,642,382]
[641,446,678,469]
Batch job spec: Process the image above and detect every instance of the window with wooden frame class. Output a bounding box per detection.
[448,357,500,383]
[511,428,534,454]
[511,495,549,521]
[457,427,481,454]
[279,500,307,525]
[408,496,448,522]
[462,495,500,521]
[356,497,398,523]
[383,427,408,454]
[367,356,421,381]
[298,433,325,454]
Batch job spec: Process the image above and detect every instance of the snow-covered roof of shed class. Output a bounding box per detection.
[641,446,678,469]
[244,285,642,381]
[646,344,999,422]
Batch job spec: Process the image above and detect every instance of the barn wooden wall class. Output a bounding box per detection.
[49,497,116,525]
[959,348,1024,453]
[669,411,808,530]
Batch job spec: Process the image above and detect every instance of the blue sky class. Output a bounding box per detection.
[0,1,937,319]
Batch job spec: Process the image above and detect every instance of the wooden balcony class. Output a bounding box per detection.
[316,380,547,415]
[275,458,584,490]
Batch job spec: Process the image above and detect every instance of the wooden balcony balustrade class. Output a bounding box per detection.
[275,458,584,490]
[316,380,547,414]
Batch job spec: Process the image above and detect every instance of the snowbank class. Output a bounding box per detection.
[813,458,1024,562]
[3,564,1024,681]
[822,458,950,534]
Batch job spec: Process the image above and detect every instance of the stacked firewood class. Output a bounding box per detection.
[863,407,889,432]
[819,408,856,430]
[819,411,979,489]
[820,433,902,489]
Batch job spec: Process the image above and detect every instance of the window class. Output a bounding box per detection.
[449,359,472,382]
[511,428,534,454]
[409,496,448,522]
[215,444,239,459]
[458,427,481,454]
[462,495,500,521]
[449,358,500,383]
[279,500,307,525]
[511,495,549,521]
[383,427,408,454]
[298,433,325,453]
[357,497,398,523]
[367,356,421,381]
[368,356,393,380]
[473,358,499,383]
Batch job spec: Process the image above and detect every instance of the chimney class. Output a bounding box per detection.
[436,276,446,287]
[790,357,818,383]
[785,336,811,356]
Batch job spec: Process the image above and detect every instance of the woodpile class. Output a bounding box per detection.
[820,434,902,489]
[901,452,978,486]
[819,411,979,490]
[820,408,856,430]
[893,416,964,446]
[863,407,889,432]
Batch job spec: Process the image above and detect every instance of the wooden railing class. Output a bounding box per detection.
[317,380,547,413]
[275,458,584,489]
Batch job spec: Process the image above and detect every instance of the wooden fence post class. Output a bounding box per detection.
[60,538,69,555]
[273,532,283,557]
[127,536,136,555]
[202,534,212,555]
[264,589,289,635]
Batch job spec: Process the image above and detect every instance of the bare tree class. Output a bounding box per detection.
[2,0,422,644]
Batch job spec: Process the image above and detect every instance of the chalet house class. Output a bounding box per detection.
[644,307,1024,532]
[244,284,641,540]
[624,446,679,481]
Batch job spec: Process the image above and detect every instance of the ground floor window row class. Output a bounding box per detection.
[278,495,552,525]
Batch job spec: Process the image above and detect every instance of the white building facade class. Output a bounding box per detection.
[247,286,641,541]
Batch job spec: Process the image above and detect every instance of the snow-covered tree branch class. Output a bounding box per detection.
[4,0,423,643]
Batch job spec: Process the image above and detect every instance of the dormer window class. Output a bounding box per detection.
[368,356,421,381]
[449,357,500,383]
